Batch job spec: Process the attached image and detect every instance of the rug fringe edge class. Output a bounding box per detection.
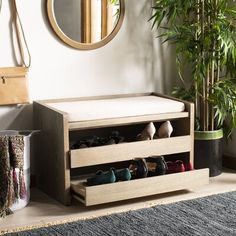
[1,189,236,235]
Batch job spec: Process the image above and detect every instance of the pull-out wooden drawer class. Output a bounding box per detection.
[70,136,192,168]
[71,169,209,206]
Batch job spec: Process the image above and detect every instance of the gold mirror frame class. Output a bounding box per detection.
[47,0,125,50]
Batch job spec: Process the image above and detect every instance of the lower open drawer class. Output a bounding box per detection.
[71,169,209,206]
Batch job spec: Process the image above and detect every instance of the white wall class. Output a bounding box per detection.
[0,0,235,157]
[0,0,177,130]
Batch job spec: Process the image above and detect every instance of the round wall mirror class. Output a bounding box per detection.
[47,0,125,50]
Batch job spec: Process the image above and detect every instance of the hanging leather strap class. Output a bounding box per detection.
[0,0,31,68]
[12,0,31,68]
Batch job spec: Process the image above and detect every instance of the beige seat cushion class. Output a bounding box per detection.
[47,95,185,122]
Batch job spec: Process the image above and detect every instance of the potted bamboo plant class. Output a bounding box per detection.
[151,0,236,176]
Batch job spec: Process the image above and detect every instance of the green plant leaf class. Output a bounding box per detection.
[150,0,236,137]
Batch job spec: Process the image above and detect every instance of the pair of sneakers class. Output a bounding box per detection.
[86,168,131,186]
[136,121,173,141]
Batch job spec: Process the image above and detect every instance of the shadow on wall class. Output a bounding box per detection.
[124,0,178,95]
[153,38,178,95]
[121,1,155,91]
[224,131,236,157]
[0,104,33,130]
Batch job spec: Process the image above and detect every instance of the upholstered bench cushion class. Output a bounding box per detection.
[47,95,185,122]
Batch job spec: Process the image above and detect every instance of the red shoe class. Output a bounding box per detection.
[175,160,185,172]
[166,160,185,174]
[183,162,194,171]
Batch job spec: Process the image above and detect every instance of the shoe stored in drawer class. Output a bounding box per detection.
[71,169,209,206]
[70,135,192,168]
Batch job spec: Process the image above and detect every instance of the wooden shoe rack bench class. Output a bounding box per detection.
[33,93,209,206]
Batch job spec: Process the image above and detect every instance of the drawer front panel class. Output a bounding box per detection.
[70,136,192,168]
[71,169,209,206]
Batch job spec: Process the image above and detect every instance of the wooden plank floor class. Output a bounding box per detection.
[1,169,236,234]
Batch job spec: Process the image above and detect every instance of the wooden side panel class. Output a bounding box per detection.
[71,169,209,206]
[33,102,70,205]
[70,136,192,168]
[187,103,195,165]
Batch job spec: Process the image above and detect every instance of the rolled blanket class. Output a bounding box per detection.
[0,135,24,218]
[9,136,26,199]
[0,136,11,218]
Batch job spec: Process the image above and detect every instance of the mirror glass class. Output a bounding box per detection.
[48,0,124,49]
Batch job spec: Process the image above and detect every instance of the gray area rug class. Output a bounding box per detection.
[5,191,236,236]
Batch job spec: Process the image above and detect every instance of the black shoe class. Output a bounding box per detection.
[146,156,167,176]
[129,158,148,179]
[71,135,99,149]
[109,131,125,144]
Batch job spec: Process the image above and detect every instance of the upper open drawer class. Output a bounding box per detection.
[70,135,192,168]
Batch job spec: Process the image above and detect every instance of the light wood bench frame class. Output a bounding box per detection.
[33,92,209,206]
